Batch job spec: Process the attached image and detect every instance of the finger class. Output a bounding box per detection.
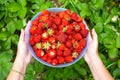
[20,29,25,41]
[25,21,32,33]
[92,28,98,42]
[88,31,92,42]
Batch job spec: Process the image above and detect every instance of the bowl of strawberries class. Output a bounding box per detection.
[26,8,89,67]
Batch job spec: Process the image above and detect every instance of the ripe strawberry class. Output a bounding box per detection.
[77,17,82,22]
[46,58,52,64]
[68,35,72,40]
[65,56,73,63]
[38,22,44,29]
[58,44,67,51]
[30,26,37,34]
[42,32,49,39]
[36,49,44,58]
[79,22,85,30]
[66,25,73,35]
[64,10,72,15]
[33,45,37,52]
[62,18,69,26]
[47,49,56,59]
[57,50,63,56]
[52,23,57,29]
[65,40,72,48]
[52,58,58,66]
[74,33,82,40]
[49,37,56,43]
[42,10,49,15]
[41,54,48,61]
[29,36,35,45]
[36,27,43,34]
[34,35,41,43]
[63,49,72,57]
[74,25,81,32]
[54,17,61,25]
[80,29,89,38]
[41,14,49,22]
[51,43,56,49]
[57,56,64,64]
[71,12,78,21]
[57,33,68,43]
[58,12,64,18]
[80,38,86,48]
[73,42,82,50]
[46,20,52,27]
[32,19,39,26]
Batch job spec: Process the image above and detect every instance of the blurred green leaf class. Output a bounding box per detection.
[113,68,120,78]
[94,22,103,33]
[118,60,120,68]
[0,21,4,28]
[2,37,11,50]
[11,34,19,45]
[108,48,118,59]
[8,2,21,12]
[6,21,16,34]
[17,0,26,6]
[18,7,27,19]
[116,35,120,48]
[15,20,24,30]
[0,32,10,41]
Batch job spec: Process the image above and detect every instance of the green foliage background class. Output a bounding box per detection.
[0,0,120,80]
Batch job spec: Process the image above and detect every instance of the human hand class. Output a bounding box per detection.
[84,28,98,63]
[16,21,32,66]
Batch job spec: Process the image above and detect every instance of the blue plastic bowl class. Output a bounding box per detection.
[26,8,89,68]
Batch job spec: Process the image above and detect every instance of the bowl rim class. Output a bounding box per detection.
[26,8,89,68]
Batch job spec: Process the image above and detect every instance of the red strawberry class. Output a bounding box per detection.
[38,22,44,29]
[41,14,49,22]
[65,56,73,63]
[63,49,72,57]
[57,50,63,56]
[59,44,67,51]
[73,42,82,50]
[79,22,85,30]
[80,38,86,48]
[57,56,64,64]
[41,54,48,61]
[46,20,52,27]
[74,25,81,32]
[68,35,72,40]
[58,12,64,18]
[66,25,73,35]
[42,32,49,39]
[47,49,56,59]
[54,17,61,25]
[51,43,56,49]
[36,49,44,58]
[65,40,72,48]
[32,19,39,26]
[46,58,52,64]
[33,45,37,52]
[49,37,56,43]
[80,29,89,38]
[29,36,35,45]
[64,10,72,15]
[62,18,69,26]
[52,23,57,29]
[74,33,82,40]
[77,17,82,22]
[71,12,78,21]
[57,33,68,43]
[30,26,37,34]
[52,58,58,66]
[34,35,41,43]
[42,10,49,15]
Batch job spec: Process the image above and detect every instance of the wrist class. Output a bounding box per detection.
[12,56,28,75]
